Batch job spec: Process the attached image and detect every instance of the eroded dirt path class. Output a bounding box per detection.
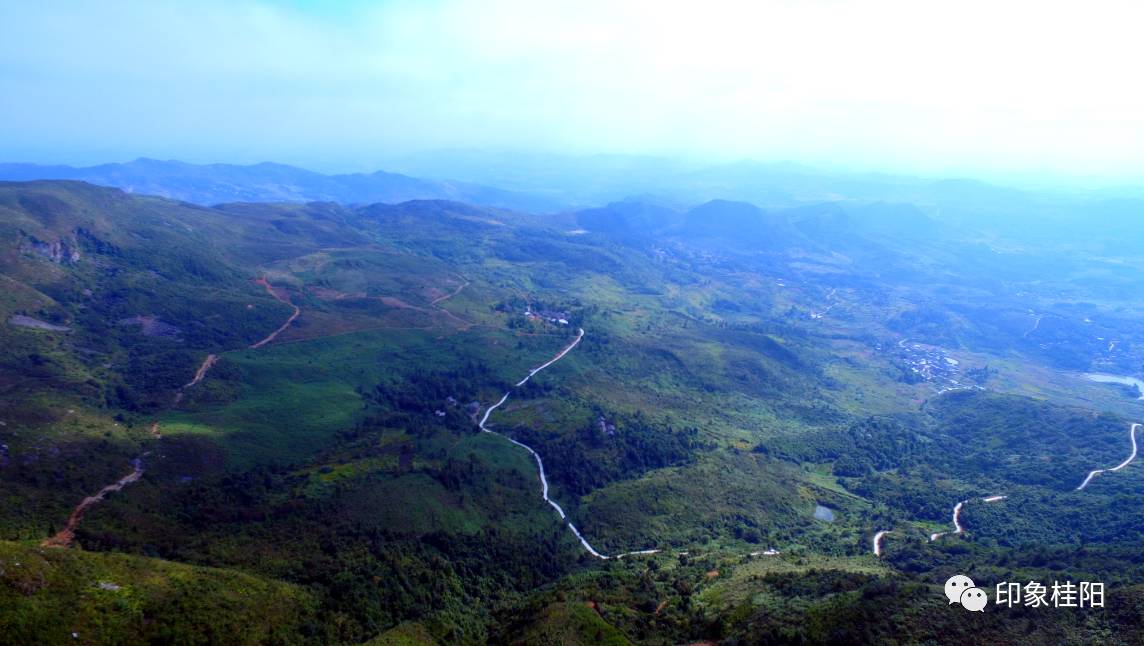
[175,279,294,403]
[184,354,219,388]
[173,353,220,405]
[42,458,144,547]
[427,275,473,329]
[46,277,304,548]
[251,277,301,348]
[430,276,469,305]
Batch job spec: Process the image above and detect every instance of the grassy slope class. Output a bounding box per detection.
[0,540,318,645]
[4,182,1144,643]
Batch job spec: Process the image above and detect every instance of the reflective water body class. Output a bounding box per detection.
[814,505,835,522]
[1084,373,1144,400]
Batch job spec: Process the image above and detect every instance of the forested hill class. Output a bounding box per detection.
[2,179,1144,644]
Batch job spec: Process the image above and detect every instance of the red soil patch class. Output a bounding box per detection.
[378,296,426,311]
[251,277,301,348]
[42,459,144,548]
[309,286,367,301]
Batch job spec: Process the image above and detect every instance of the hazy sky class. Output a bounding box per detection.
[4,0,1144,181]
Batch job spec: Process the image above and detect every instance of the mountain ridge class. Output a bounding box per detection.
[0,158,562,212]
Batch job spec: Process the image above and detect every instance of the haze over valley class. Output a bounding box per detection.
[4,1,1144,644]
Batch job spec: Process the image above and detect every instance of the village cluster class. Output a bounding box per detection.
[893,339,984,395]
[524,306,570,326]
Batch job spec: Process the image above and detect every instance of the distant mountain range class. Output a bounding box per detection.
[0,155,1037,216]
[388,151,1048,208]
[0,158,563,212]
[5,157,1144,243]
[573,197,946,256]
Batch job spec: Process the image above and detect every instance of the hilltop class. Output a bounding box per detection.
[1,179,1144,643]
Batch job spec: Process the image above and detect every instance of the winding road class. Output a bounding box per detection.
[929,495,1010,542]
[810,287,838,320]
[877,422,1141,552]
[1076,422,1141,490]
[872,530,890,557]
[876,494,1008,555]
[929,500,967,541]
[476,328,660,560]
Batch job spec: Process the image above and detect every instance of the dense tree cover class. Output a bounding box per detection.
[509,411,706,497]
[762,390,1134,503]
[76,453,583,643]
[885,306,959,347]
[925,391,1129,490]
[7,182,1144,644]
[759,416,928,477]
[365,362,498,418]
[0,540,321,645]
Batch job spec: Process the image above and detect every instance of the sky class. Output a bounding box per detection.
[3,0,1144,183]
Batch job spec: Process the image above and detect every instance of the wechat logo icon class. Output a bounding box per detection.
[945,575,988,611]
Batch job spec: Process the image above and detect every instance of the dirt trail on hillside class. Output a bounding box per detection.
[305,275,474,335]
[42,458,144,548]
[47,277,304,548]
[251,277,301,348]
[184,354,219,388]
[427,275,472,328]
[373,294,473,331]
[435,307,473,330]
[173,353,219,405]
[431,277,469,305]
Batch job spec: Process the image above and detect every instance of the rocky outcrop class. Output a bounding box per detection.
[117,315,183,339]
[8,315,71,332]
[18,231,81,264]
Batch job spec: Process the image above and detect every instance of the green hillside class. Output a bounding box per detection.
[0,540,318,645]
[2,180,1144,643]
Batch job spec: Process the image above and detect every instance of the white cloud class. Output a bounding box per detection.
[3,0,1144,180]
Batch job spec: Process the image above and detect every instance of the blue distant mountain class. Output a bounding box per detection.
[0,158,562,211]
